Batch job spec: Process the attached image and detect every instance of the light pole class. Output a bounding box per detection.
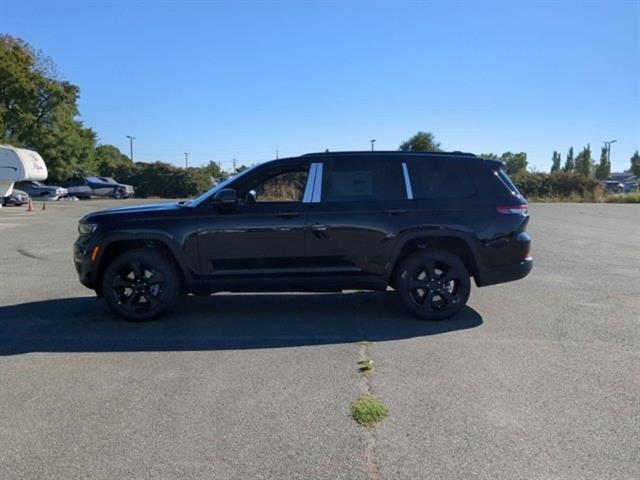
[126,135,135,161]
[184,152,189,168]
[603,140,617,169]
[370,139,376,151]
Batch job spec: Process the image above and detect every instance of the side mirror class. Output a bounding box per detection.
[212,188,237,205]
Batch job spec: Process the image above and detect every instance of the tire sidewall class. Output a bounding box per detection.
[103,249,180,321]
[397,250,471,321]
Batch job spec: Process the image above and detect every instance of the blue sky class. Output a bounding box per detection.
[3,0,639,172]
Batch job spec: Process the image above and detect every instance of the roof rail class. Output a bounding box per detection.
[302,150,477,157]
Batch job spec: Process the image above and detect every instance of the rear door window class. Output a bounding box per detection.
[320,157,405,202]
[406,158,476,199]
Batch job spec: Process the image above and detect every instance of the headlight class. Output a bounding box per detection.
[78,222,98,234]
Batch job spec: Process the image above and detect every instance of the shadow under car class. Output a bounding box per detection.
[0,291,483,355]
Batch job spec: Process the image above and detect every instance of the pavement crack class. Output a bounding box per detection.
[358,341,382,480]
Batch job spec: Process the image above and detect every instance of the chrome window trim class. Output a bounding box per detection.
[302,163,318,203]
[311,162,323,203]
[402,162,414,200]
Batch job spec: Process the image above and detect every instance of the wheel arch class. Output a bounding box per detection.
[95,234,188,295]
[389,233,479,288]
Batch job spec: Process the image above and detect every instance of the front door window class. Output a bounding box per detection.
[242,169,309,205]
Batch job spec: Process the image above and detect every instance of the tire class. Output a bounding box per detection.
[396,249,471,321]
[102,249,180,321]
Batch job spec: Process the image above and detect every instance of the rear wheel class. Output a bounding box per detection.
[102,249,180,321]
[397,249,470,321]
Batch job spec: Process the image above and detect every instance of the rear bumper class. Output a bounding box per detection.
[475,257,533,287]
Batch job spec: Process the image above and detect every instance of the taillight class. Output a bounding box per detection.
[496,204,528,215]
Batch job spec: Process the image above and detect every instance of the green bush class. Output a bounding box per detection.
[512,171,604,202]
[108,162,213,198]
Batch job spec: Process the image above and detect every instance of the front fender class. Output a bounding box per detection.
[95,230,195,284]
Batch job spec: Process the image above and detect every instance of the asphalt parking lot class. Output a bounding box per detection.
[1,200,638,479]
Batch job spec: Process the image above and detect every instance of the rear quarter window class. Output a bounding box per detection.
[496,169,523,197]
[406,158,476,199]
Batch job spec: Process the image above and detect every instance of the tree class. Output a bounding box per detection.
[0,34,96,181]
[574,144,592,177]
[399,131,441,152]
[630,150,640,177]
[501,151,528,174]
[551,151,561,172]
[563,147,575,172]
[200,160,223,180]
[479,152,528,173]
[95,144,132,177]
[595,146,611,180]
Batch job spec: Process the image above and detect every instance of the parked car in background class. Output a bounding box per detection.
[2,188,29,206]
[601,181,624,194]
[623,182,638,193]
[57,177,93,199]
[85,176,135,199]
[14,180,68,200]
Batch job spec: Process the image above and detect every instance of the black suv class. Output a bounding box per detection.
[74,151,532,321]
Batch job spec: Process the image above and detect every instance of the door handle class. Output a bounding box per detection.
[310,223,328,232]
[275,212,300,219]
[383,209,409,215]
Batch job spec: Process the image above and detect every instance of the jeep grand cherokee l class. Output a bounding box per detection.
[74,151,532,321]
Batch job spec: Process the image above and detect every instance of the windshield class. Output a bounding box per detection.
[189,165,259,207]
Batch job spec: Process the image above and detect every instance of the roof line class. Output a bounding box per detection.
[302,150,477,157]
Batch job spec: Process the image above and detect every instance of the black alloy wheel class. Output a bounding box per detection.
[397,249,470,320]
[103,249,179,321]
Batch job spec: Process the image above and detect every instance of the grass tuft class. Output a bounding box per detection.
[358,359,374,374]
[356,340,372,347]
[351,395,389,426]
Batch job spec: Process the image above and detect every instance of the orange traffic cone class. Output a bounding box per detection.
[42,201,47,211]
[27,199,34,212]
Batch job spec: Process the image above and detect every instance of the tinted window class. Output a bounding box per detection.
[244,168,309,203]
[406,159,476,199]
[496,168,523,197]
[321,158,405,202]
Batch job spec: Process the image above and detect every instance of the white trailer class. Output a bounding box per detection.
[0,145,48,204]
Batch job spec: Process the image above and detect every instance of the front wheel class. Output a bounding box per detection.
[102,249,180,321]
[396,249,471,321]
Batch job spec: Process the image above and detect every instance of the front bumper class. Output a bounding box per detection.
[73,236,99,289]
